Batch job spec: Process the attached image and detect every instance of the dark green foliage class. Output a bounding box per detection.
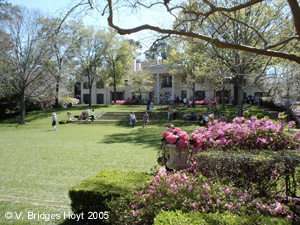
[69,170,152,224]
[196,150,300,197]
[154,210,292,225]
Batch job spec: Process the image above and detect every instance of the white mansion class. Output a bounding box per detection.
[81,61,264,105]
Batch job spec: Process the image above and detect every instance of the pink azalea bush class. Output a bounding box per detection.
[163,127,190,149]
[110,115,300,224]
[109,168,298,224]
[189,117,300,153]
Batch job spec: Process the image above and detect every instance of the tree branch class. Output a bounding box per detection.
[287,0,300,36]
[107,0,300,64]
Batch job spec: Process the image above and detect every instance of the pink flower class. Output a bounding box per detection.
[166,134,178,144]
[191,202,199,209]
[170,184,178,193]
[132,211,139,217]
[131,204,138,209]
[177,139,188,149]
[288,121,295,128]
[172,128,182,135]
[287,215,293,220]
[202,183,211,190]
[225,203,233,209]
[201,194,210,200]
[224,187,232,196]
[209,114,214,119]
[162,131,171,138]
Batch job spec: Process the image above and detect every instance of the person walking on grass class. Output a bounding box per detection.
[91,109,95,122]
[85,107,90,122]
[52,112,57,131]
[150,101,154,112]
[131,112,137,128]
[143,112,149,128]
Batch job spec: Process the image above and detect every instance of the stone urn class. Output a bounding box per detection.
[164,144,190,171]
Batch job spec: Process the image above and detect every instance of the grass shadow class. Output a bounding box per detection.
[100,126,163,149]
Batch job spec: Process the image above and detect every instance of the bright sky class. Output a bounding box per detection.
[7,0,175,54]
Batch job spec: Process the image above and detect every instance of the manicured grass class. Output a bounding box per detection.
[0,108,166,224]
[0,104,271,224]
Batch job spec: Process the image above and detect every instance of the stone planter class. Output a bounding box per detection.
[67,114,72,121]
[164,144,190,171]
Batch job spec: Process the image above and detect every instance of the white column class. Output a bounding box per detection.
[171,74,175,101]
[186,89,189,100]
[156,73,160,103]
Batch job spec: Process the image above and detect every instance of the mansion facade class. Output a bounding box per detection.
[80,61,264,105]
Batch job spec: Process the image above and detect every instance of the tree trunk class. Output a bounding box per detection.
[192,82,196,108]
[221,86,225,111]
[19,90,26,124]
[237,75,244,117]
[55,80,60,108]
[89,85,92,107]
[113,61,117,104]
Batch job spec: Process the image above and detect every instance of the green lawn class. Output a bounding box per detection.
[0,104,270,224]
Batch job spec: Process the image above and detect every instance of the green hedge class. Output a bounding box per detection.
[69,170,152,224]
[196,150,300,197]
[154,210,292,225]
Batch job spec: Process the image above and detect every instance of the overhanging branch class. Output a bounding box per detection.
[107,0,300,64]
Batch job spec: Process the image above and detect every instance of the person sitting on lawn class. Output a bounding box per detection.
[143,112,149,128]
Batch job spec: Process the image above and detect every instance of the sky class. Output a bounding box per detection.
[7,0,175,54]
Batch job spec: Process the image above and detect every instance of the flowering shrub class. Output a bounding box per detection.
[119,116,300,224]
[190,100,217,105]
[189,117,300,153]
[108,168,298,224]
[162,128,190,149]
[112,100,137,104]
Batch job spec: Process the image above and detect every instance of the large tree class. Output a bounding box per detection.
[129,68,155,101]
[168,40,207,107]
[42,19,82,107]
[0,6,54,124]
[63,0,300,64]
[103,32,136,103]
[73,26,109,107]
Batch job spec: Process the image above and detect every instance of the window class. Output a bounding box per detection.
[255,92,263,97]
[195,91,205,100]
[83,94,90,104]
[83,82,89,89]
[181,74,187,83]
[162,76,172,88]
[110,92,124,101]
[97,94,104,104]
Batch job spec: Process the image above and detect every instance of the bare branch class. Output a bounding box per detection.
[182,0,264,18]
[221,12,268,46]
[107,0,300,64]
[266,36,300,50]
[56,0,91,34]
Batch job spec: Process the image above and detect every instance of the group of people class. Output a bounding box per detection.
[80,107,95,122]
[167,107,177,120]
[129,112,149,128]
[146,101,154,111]
[244,95,262,106]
